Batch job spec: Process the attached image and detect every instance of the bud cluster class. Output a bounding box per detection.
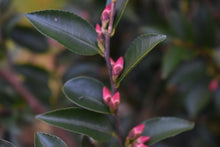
[95,3,112,54]
[125,124,150,147]
[110,57,124,81]
[103,87,120,113]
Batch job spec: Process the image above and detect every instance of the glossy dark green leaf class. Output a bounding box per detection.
[10,26,48,53]
[36,107,114,142]
[26,10,99,55]
[35,132,67,147]
[106,0,130,28]
[0,139,16,147]
[185,85,211,118]
[142,117,194,145]
[63,77,110,114]
[162,46,196,79]
[117,34,166,85]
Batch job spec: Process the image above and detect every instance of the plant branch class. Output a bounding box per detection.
[114,110,123,147]
[104,0,117,94]
[104,1,124,146]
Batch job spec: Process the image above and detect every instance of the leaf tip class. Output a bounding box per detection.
[161,34,167,40]
[35,114,43,120]
[25,13,32,20]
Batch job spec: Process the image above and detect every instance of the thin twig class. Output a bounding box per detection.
[114,110,124,147]
[104,0,117,94]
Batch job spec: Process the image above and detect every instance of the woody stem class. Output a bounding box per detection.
[104,0,124,147]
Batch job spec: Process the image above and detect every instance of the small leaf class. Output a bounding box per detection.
[63,76,110,114]
[169,11,194,41]
[168,60,206,89]
[10,26,49,53]
[117,34,166,85]
[193,5,216,47]
[142,117,194,145]
[162,46,196,79]
[0,139,16,147]
[185,85,211,118]
[26,10,99,55]
[36,107,114,142]
[14,64,49,83]
[106,0,129,28]
[35,132,67,147]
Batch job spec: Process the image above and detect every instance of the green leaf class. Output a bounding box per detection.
[26,10,99,55]
[106,0,130,28]
[162,46,196,79]
[14,64,49,83]
[0,139,16,147]
[14,64,51,104]
[194,5,216,48]
[10,26,49,53]
[169,11,194,41]
[63,76,110,114]
[2,14,21,35]
[185,85,211,118]
[142,117,194,145]
[35,132,67,147]
[168,61,206,89]
[36,107,114,142]
[117,34,166,85]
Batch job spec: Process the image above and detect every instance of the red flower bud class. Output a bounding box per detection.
[136,136,150,144]
[109,92,120,112]
[128,124,145,139]
[103,87,111,105]
[110,58,115,67]
[95,24,104,40]
[209,79,219,92]
[101,3,111,23]
[113,56,124,76]
[131,143,148,147]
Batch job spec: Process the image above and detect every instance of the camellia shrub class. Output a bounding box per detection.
[0,0,195,147]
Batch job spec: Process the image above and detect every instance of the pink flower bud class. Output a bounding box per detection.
[101,3,111,23]
[113,57,124,76]
[209,79,219,92]
[136,136,150,144]
[110,58,115,67]
[95,24,104,40]
[103,87,111,105]
[131,143,148,147]
[109,92,120,112]
[128,124,145,139]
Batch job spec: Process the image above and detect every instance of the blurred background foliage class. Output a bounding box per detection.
[0,0,220,146]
